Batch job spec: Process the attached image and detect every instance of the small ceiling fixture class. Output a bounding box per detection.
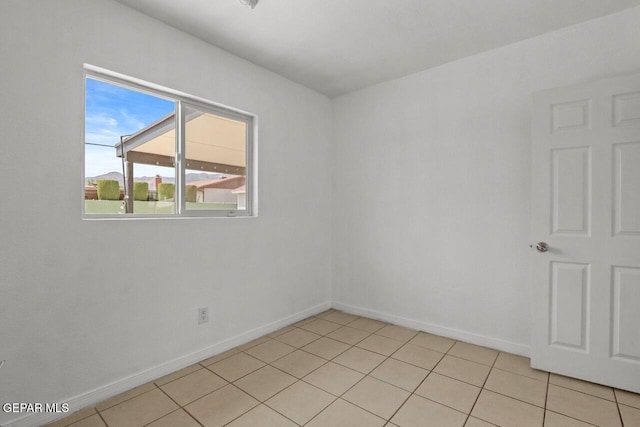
[239,0,258,9]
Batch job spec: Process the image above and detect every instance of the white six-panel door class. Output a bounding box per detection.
[531,72,640,393]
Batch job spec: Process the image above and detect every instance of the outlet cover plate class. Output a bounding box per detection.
[198,307,209,324]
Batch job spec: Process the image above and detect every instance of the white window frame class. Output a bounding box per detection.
[82,65,256,219]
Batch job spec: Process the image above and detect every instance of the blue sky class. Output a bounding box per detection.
[84,77,175,178]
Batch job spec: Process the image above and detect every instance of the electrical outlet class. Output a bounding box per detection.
[198,307,209,324]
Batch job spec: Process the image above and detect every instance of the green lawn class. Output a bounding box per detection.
[85,200,237,214]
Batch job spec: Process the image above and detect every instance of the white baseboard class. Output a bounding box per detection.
[5,300,528,427]
[332,301,530,357]
[5,302,330,427]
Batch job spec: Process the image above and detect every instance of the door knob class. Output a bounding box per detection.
[536,242,549,252]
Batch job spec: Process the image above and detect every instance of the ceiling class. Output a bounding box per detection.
[114,0,640,97]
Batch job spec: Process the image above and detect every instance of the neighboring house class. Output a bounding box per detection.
[189,176,245,204]
[84,186,98,200]
[231,185,246,209]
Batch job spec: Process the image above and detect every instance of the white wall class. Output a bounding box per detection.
[332,6,640,354]
[0,1,332,425]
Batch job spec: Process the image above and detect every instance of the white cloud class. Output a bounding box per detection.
[119,109,145,132]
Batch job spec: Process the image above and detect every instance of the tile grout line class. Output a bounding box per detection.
[217,397,262,427]
[93,385,157,414]
[462,349,499,426]
[490,365,548,383]
[306,352,391,424]
[215,313,368,386]
[202,363,303,427]
[545,409,599,426]
[542,370,550,427]
[295,319,602,427]
[431,353,602,416]
[456,358,552,411]
[96,384,183,427]
[152,387,205,427]
[141,408,202,427]
[336,332,503,422]
[300,330,421,425]
[261,378,339,426]
[403,340,495,421]
[50,408,98,427]
[406,343,499,422]
[245,324,353,378]
[613,388,625,427]
[288,307,364,426]
[224,317,361,427]
[489,365,621,411]
[245,317,370,382]
[202,362,253,384]
[477,388,547,412]
[382,340,452,424]
[232,348,317,427]
[180,321,326,427]
[548,381,622,404]
[273,332,371,425]
[95,408,109,427]
[267,350,332,380]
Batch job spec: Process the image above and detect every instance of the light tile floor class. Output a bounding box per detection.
[47,310,640,427]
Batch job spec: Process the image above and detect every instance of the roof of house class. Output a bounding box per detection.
[188,175,245,190]
[231,185,246,194]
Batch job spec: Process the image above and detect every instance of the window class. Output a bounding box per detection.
[83,68,254,218]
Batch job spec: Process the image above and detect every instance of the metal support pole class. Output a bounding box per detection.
[126,161,134,214]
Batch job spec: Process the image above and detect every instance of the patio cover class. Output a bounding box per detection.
[114,110,246,212]
[115,111,247,176]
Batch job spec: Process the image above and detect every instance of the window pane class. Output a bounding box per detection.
[84,77,175,215]
[183,104,248,211]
